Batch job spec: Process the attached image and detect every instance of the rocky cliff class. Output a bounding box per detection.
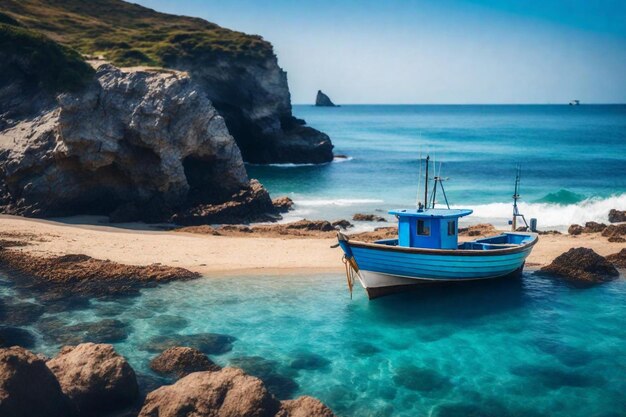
[0,0,334,164]
[0,63,275,223]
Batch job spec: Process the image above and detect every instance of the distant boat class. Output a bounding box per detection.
[337,157,538,299]
[569,100,580,106]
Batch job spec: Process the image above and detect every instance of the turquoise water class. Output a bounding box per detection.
[249,105,626,229]
[2,271,625,417]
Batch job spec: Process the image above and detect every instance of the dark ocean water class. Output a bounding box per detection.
[249,105,626,229]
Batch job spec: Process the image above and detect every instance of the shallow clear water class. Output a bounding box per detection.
[2,271,625,417]
[248,105,626,229]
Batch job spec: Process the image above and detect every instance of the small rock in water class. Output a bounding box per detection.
[540,247,619,284]
[142,333,236,355]
[0,301,45,326]
[608,209,626,223]
[0,326,37,348]
[150,315,190,332]
[150,346,220,379]
[0,346,71,417]
[273,196,294,213]
[353,213,387,222]
[331,219,353,230]
[47,343,139,415]
[62,319,131,344]
[606,248,626,268]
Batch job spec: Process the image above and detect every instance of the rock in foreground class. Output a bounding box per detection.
[606,249,626,268]
[0,249,199,297]
[0,346,71,417]
[138,368,281,417]
[150,347,220,379]
[46,343,138,416]
[540,247,619,283]
[277,396,335,417]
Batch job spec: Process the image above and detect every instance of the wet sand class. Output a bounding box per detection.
[0,215,623,275]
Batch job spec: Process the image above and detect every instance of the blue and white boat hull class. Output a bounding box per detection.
[338,232,537,299]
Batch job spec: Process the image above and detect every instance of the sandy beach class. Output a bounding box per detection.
[0,215,622,276]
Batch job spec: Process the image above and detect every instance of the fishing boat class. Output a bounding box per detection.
[337,157,538,299]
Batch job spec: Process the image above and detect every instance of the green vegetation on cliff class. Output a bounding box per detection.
[0,0,274,67]
[0,23,94,93]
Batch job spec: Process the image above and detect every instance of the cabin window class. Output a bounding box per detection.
[448,221,456,236]
[417,220,430,236]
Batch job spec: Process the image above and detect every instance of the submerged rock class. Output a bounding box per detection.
[540,247,619,283]
[0,249,199,297]
[289,352,331,371]
[46,343,139,415]
[0,301,44,326]
[138,368,281,417]
[606,248,626,268]
[142,333,236,355]
[0,64,277,224]
[315,90,337,107]
[277,396,335,417]
[0,326,36,348]
[230,356,299,399]
[392,365,451,393]
[0,346,71,417]
[353,213,387,222]
[608,209,626,223]
[150,347,220,379]
[61,319,131,344]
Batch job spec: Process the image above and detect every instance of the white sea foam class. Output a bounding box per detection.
[248,155,352,168]
[454,193,626,228]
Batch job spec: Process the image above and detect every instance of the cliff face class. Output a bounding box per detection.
[0,64,274,222]
[0,0,334,164]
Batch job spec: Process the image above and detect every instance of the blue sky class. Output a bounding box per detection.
[134,0,626,104]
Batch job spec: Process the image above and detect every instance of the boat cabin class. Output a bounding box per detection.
[388,208,472,249]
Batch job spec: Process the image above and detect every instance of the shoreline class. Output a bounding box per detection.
[1,215,624,277]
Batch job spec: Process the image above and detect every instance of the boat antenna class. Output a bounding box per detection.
[430,162,451,209]
[511,165,529,231]
[423,155,430,210]
[416,151,422,209]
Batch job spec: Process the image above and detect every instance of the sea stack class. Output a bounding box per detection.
[316,90,337,107]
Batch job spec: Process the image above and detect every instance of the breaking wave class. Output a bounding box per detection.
[457,193,626,228]
[295,198,384,207]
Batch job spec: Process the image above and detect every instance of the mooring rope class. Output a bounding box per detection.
[342,255,358,299]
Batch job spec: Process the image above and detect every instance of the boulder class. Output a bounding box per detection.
[458,223,497,237]
[540,248,619,283]
[608,236,625,243]
[606,249,626,268]
[272,197,294,213]
[601,224,626,239]
[353,213,387,222]
[315,90,337,107]
[331,219,353,230]
[0,64,276,224]
[608,209,626,223]
[46,343,139,415]
[285,220,335,232]
[138,368,281,417]
[276,396,335,417]
[583,221,607,233]
[150,347,220,379]
[568,224,583,235]
[0,346,71,417]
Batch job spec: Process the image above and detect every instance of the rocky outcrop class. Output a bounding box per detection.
[601,224,626,239]
[606,249,626,268]
[608,209,626,223]
[138,368,281,417]
[0,64,277,223]
[331,219,353,230]
[540,248,619,283]
[568,224,583,235]
[0,249,199,297]
[315,90,337,107]
[276,396,335,417]
[46,343,139,416]
[0,346,72,417]
[150,347,220,379]
[353,213,387,222]
[458,223,498,237]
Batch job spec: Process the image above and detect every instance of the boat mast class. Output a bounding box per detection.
[424,155,430,209]
[511,165,529,231]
